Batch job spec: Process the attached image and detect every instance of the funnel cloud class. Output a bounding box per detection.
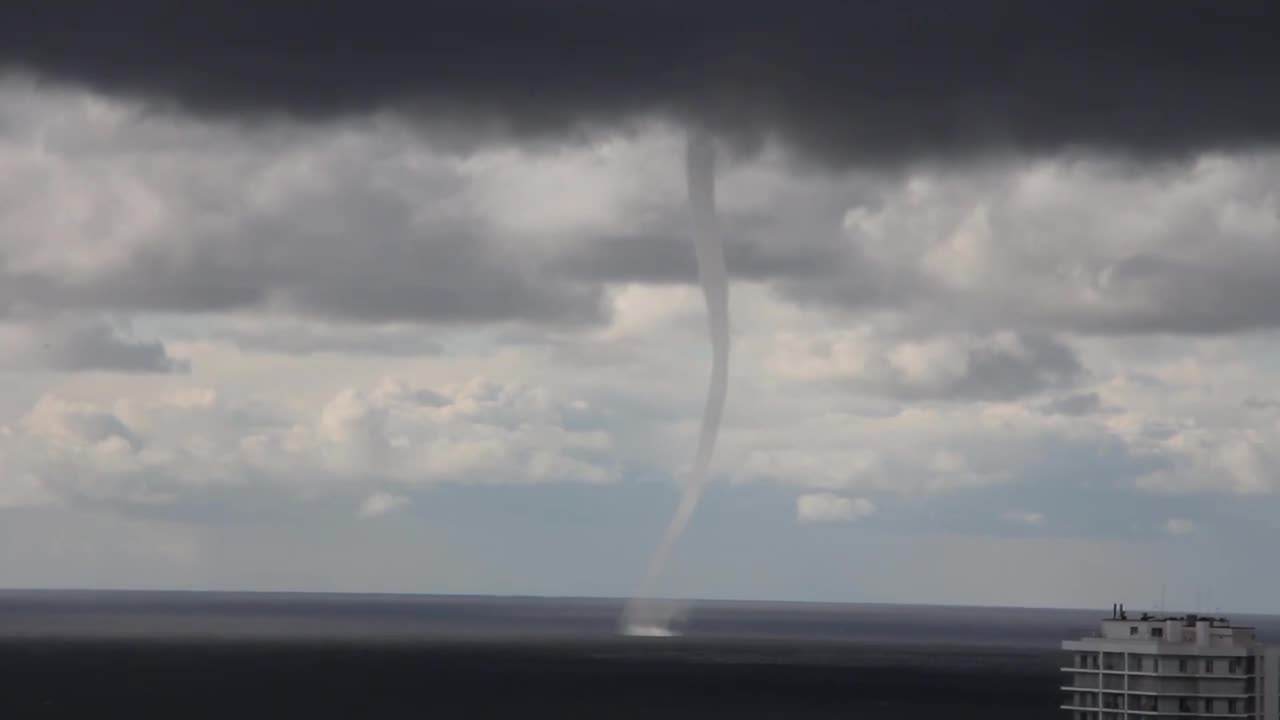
[622,132,730,635]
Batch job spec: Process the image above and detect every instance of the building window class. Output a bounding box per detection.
[1205,659,1214,674]
[1178,658,1189,673]
[1130,625,1139,636]
[1151,627,1163,638]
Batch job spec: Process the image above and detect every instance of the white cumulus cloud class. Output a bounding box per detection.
[1003,509,1046,527]
[358,492,411,519]
[796,493,875,524]
[0,376,620,510]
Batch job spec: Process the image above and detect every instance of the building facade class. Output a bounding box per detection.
[1062,606,1280,719]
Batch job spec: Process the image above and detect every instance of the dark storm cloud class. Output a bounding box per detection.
[0,229,603,327]
[1067,254,1280,335]
[12,236,605,326]
[44,320,190,374]
[1,315,188,374]
[216,324,443,357]
[1245,396,1280,412]
[1040,392,1104,417]
[900,333,1083,402]
[3,1,1279,165]
[556,231,843,285]
[799,331,1085,403]
[0,117,608,328]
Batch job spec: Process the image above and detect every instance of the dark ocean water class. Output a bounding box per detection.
[4,591,1278,718]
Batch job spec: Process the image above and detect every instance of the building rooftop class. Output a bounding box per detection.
[1071,604,1261,649]
[1105,603,1248,626]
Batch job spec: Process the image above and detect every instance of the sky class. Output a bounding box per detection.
[3,1,1280,612]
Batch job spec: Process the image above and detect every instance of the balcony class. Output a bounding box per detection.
[1062,674,1100,689]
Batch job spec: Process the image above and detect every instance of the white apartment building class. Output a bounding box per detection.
[1063,605,1280,719]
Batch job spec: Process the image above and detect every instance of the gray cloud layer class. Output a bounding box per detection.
[3,72,1279,341]
[0,92,606,328]
[4,1,1280,165]
[1,315,187,373]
